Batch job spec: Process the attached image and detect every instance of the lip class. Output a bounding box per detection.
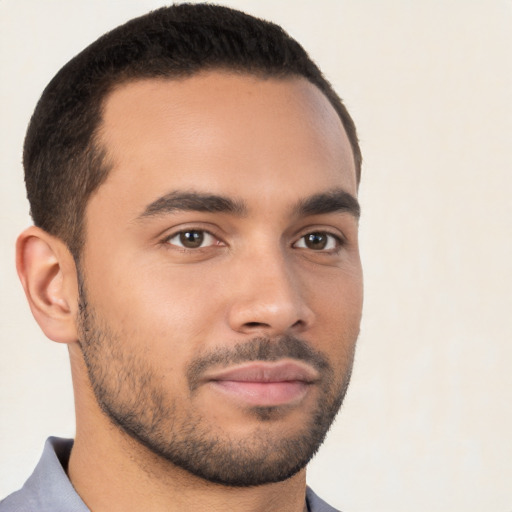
[204,360,319,407]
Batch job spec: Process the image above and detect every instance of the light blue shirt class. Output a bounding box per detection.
[1,437,340,512]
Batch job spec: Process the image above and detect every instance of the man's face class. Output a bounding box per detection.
[77,72,362,485]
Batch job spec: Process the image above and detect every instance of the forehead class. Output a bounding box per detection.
[93,72,357,216]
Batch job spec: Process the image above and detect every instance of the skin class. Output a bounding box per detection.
[17,71,363,512]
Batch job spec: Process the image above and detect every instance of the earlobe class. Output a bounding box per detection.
[16,226,79,344]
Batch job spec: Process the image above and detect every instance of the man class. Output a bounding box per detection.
[1,4,362,512]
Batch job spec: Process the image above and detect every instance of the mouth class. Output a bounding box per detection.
[204,360,319,407]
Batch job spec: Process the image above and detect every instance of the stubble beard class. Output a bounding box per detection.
[77,287,356,487]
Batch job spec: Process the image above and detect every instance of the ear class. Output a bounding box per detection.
[16,226,80,344]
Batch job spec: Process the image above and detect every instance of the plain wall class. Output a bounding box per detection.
[1,1,511,511]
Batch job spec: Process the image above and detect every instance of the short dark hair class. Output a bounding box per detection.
[23,3,362,257]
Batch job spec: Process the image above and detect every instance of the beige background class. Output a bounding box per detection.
[1,1,511,511]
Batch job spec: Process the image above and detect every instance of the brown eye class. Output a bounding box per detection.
[179,230,204,248]
[294,232,339,251]
[304,233,328,250]
[166,230,217,249]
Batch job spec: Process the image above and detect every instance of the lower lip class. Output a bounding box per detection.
[209,380,310,406]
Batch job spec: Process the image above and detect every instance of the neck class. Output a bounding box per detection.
[68,426,308,512]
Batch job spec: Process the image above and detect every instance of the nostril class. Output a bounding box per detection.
[244,321,269,329]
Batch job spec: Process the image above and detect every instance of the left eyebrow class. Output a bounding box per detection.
[295,189,361,219]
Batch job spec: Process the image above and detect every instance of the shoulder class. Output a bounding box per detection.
[306,487,342,512]
[0,437,88,512]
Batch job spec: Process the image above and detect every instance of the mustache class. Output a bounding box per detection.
[187,335,331,392]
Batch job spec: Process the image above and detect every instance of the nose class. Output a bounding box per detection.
[226,249,315,337]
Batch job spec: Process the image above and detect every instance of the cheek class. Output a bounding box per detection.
[135,261,227,338]
[309,264,363,350]
[83,250,225,355]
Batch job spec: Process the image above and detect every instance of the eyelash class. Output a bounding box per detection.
[293,231,344,252]
[163,229,223,251]
[163,228,345,253]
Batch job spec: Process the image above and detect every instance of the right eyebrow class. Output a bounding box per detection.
[136,191,248,220]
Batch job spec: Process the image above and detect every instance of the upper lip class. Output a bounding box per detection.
[204,360,319,384]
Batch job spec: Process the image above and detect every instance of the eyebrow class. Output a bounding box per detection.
[295,189,361,219]
[138,191,248,219]
[137,188,360,221]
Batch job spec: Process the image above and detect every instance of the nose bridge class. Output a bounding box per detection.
[227,243,314,335]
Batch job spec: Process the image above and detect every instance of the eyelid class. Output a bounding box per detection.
[162,226,225,250]
[292,229,346,252]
